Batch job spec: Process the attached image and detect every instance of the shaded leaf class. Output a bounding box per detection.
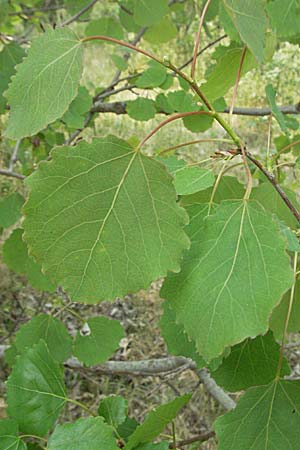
[127,98,156,121]
[48,417,119,450]
[144,17,177,44]
[267,0,300,40]
[85,18,124,41]
[250,182,299,228]
[133,0,169,27]
[0,43,26,113]
[215,380,300,449]
[117,417,139,441]
[23,136,189,303]
[74,316,125,366]
[221,0,267,63]
[161,200,293,361]
[269,281,300,339]
[125,394,191,449]
[98,395,128,428]
[5,28,83,139]
[62,86,92,129]
[212,331,290,391]
[160,301,205,367]
[0,192,24,228]
[6,341,66,436]
[3,229,55,292]
[266,84,288,133]
[0,419,27,450]
[136,62,167,89]
[15,314,72,363]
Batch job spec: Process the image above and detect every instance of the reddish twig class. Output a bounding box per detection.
[191,0,213,79]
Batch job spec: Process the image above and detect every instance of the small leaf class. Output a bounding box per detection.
[62,86,92,130]
[5,28,83,139]
[0,192,24,228]
[143,17,177,44]
[85,18,124,41]
[0,43,26,113]
[221,0,267,63]
[126,98,156,121]
[23,136,189,303]
[270,281,300,339]
[73,316,125,366]
[48,417,119,450]
[160,301,205,367]
[136,62,167,89]
[202,45,257,101]
[117,417,139,441]
[267,0,300,40]
[3,229,55,292]
[133,0,168,27]
[173,166,215,195]
[98,395,128,428]
[161,200,294,361]
[182,113,214,133]
[250,182,299,228]
[124,394,191,449]
[15,314,72,363]
[214,380,300,449]
[0,419,27,450]
[212,331,290,392]
[266,84,288,133]
[6,340,66,436]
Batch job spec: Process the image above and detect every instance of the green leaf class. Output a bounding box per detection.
[182,113,214,133]
[23,136,189,303]
[111,54,128,71]
[269,281,300,338]
[267,0,300,40]
[221,0,267,63]
[117,417,139,441]
[214,380,300,449]
[250,182,299,228]
[212,332,290,392]
[0,192,24,228]
[202,46,257,101]
[181,175,245,206]
[73,316,125,365]
[161,200,294,361]
[173,167,215,195]
[160,301,205,367]
[124,394,191,449]
[127,98,156,121]
[136,62,167,89]
[98,395,128,428]
[167,90,198,112]
[278,220,300,252]
[6,340,66,436]
[62,86,92,129]
[85,18,124,41]
[5,28,83,139]
[0,43,26,113]
[15,314,72,363]
[3,229,55,292]
[143,17,177,44]
[265,84,288,133]
[133,0,169,27]
[135,444,169,450]
[48,417,119,450]
[119,0,140,32]
[0,419,27,450]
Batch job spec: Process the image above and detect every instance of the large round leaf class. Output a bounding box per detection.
[23,136,189,303]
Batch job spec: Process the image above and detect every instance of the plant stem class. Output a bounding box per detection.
[137,111,214,151]
[157,138,234,155]
[191,0,213,79]
[276,252,298,380]
[208,156,234,214]
[67,397,97,416]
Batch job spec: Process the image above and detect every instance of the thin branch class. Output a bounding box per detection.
[137,111,213,151]
[0,169,25,180]
[198,368,236,410]
[9,139,21,171]
[179,34,227,71]
[191,0,213,79]
[60,0,98,27]
[170,431,215,448]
